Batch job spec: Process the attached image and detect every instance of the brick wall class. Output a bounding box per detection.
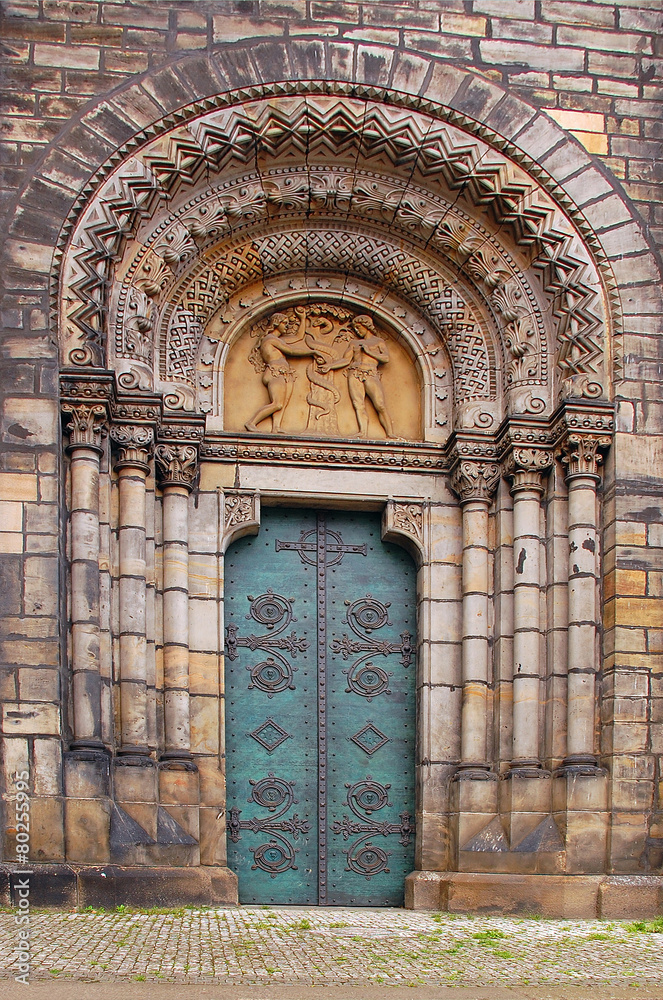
[1,0,662,254]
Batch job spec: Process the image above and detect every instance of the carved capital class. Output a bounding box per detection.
[503,447,553,494]
[382,500,426,561]
[155,444,198,490]
[450,460,501,504]
[110,424,154,469]
[559,432,611,481]
[222,491,260,552]
[62,401,108,452]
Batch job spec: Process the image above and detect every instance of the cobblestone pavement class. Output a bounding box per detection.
[0,906,662,992]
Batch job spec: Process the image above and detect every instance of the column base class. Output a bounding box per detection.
[116,746,155,767]
[69,740,110,760]
[160,749,198,772]
[453,763,496,781]
[506,760,549,778]
[555,753,605,776]
[404,871,663,918]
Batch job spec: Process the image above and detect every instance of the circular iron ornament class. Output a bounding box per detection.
[247,589,294,630]
[347,595,391,632]
[344,661,391,700]
[247,657,296,695]
[347,778,391,814]
[251,837,298,877]
[249,773,296,811]
[346,842,391,878]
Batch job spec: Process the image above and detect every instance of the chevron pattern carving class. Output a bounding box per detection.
[61,93,607,411]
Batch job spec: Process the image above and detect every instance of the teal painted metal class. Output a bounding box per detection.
[225,508,415,906]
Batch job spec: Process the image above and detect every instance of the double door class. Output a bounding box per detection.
[225,508,415,905]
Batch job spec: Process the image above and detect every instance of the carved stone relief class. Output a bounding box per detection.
[224,304,421,441]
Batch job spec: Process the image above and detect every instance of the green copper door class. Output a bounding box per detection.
[225,508,415,905]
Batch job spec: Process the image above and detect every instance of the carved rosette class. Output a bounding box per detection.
[450,461,501,504]
[110,424,154,469]
[155,444,198,491]
[62,401,108,452]
[559,433,611,481]
[503,447,553,495]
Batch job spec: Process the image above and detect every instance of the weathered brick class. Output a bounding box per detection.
[141,66,194,113]
[70,24,124,46]
[557,25,652,54]
[0,67,62,93]
[43,1,98,21]
[619,7,663,33]
[356,43,394,86]
[541,1,617,28]
[176,8,209,31]
[599,80,640,98]
[491,18,553,43]
[1,18,66,41]
[404,31,473,60]
[474,0,535,17]
[212,16,284,42]
[363,4,439,29]
[479,39,584,72]
[311,1,358,23]
[124,28,169,49]
[38,95,88,118]
[34,43,101,70]
[101,3,170,29]
[343,27,400,46]
[259,0,306,16]
[173,33,208,51]
[439,12,486,36]
[102,50,150,74]
[587,50,638,78]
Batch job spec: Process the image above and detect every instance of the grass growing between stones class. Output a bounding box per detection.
[0,906,661,987]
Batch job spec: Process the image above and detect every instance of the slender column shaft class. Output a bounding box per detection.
[566,473,599,762]
[69,444,103,748]
[117,462,149,754]
[162,484,191,757]
[460,499,491,767]
[511,484,543,767]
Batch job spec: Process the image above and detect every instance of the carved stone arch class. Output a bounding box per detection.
[58,87,614,417]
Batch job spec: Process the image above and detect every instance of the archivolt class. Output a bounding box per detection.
[60,92,610,422]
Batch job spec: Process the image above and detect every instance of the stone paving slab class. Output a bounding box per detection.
[0,906,661,993]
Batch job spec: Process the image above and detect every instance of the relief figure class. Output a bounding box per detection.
[245,308,318,433]
[322,315,396,438]
[303,314,351,435]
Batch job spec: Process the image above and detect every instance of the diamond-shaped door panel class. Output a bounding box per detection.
[350,722,390,756]
[250,719,291,754]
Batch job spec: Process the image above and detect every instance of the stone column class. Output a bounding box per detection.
[63,402,108,754]
[110,424,154,759]
[560,432,609,769]
[155,443,198,766]
[451,460,501,775]
[505,448,552,772]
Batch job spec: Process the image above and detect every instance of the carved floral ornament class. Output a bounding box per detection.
[154,443,198,489]
[58,93,611,435]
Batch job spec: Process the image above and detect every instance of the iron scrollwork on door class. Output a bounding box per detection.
[331,595,413,701]
[227,772,310,877]
[331,776,414,879]
[225,589,308,697]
